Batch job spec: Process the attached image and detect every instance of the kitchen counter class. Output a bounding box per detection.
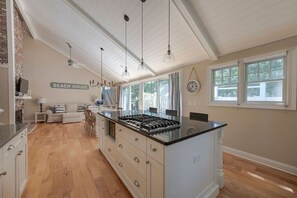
[0,123,29,148]
[98,110,227,145]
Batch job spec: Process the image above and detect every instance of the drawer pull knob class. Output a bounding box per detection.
[146,160,150,164]
[134,138,138,141]
[134,157,140,163]
[134,180,140,188]
[21,134,26,138]
[119,144,123,148]
[118,162,123,167]
[107,148,111,152]
[152,148,157,152]
[0,171,7,176]
[119,129,122,132]
[17,150,23,155]
[7,145,15,151]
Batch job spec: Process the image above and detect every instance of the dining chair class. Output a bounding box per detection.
[189,112,208,122]
[165,109,178,116]
[149,107,157,113]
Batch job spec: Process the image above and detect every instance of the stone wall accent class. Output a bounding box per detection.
[0,0,8,64]
[14,7,24,111]
[14,6,24,81]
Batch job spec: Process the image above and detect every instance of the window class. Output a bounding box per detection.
[213,65,238,101]
[121,86,129,110]
[102,86,117,106]
[130,84,139,111]
[143,81,157,111]
[159,79,169,113]
[246,57,284,102]
[120,77,169,112]
[209,49,297,110]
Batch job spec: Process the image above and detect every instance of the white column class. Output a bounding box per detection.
[6,0,16,124]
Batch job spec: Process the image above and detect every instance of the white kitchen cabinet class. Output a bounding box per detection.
[16,133,28,197]
[3,150,17,198]
[0,128,28,198]
[146,156,164,198]
[97,115,106,149]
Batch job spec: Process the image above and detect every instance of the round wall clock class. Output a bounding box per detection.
[187,80,200,94]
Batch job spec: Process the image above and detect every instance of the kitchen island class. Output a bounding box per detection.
[96,111,227,198]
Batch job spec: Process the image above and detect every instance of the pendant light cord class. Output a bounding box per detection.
[168,0,170,49]
[125,18,127,71]
[100,48,103,85]
[141,1,144,62]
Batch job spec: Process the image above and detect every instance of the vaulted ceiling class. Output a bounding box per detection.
[16,0,297,83]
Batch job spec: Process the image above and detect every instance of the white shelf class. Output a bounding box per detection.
[15,96,32,100]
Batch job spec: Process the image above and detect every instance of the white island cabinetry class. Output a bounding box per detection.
[97,114,224,198]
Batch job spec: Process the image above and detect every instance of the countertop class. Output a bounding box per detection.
[0,123,29,148]
[98,110,227,145]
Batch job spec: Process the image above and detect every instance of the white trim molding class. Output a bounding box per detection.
[223,146,297,176]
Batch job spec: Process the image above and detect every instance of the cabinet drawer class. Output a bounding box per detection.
[117,136,146,178]
[116,124,146,153]
[117,155,146,198]
[147,138,164,165]
[104,138,117,163]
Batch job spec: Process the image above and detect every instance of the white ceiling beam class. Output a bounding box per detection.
[14,0,38,40]
[173,0,218,61]
[63,0,156,76]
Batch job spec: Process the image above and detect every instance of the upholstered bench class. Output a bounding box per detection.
[62,112,83,124]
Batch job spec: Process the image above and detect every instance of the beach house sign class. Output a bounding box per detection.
[50,82,89,90]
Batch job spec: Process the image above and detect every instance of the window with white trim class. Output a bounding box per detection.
[245,57,285,102]
[209,49,297,110]
[213,65,238,101]
[120,77,169,112]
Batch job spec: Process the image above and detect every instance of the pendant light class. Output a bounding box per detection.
[163,0,175,63]
[138,0,147,71]
[122,15,130,77]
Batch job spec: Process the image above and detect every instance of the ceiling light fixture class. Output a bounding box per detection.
[163,0,175,63]
[122,14,130,77]
[138,0,147,71]
[90,47,104,87]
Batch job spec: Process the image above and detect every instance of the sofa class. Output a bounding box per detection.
[46,104,88,123]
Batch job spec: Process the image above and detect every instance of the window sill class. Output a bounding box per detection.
[208,101,295,110]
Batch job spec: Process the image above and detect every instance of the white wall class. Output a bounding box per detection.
[181,36,297,167]
[23,33,101,121]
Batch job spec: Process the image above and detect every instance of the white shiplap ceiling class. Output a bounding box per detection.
[17,0,297,83]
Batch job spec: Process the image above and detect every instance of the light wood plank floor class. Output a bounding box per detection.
[22,123,297,198]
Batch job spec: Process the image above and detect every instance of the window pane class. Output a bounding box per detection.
[246,57,284,102]
[231,67,238,76]
[159,80,169,114]
[213,65,238,101]
[143,81,157,111]
[121,86,129,110]
[247,81,283,102]
[214,85,238,101]
[130,84,139,111]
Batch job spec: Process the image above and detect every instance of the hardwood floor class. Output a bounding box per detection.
[22,123,131,198]
[22,123,297,198]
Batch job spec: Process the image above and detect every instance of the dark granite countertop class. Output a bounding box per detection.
[98,110,227,145]
[0,123,29,148]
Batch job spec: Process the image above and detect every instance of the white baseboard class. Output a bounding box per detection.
[223,146,297,176]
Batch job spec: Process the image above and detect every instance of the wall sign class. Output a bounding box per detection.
[50,82,89,90]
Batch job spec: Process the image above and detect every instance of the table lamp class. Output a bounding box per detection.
[39,97,47,112]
